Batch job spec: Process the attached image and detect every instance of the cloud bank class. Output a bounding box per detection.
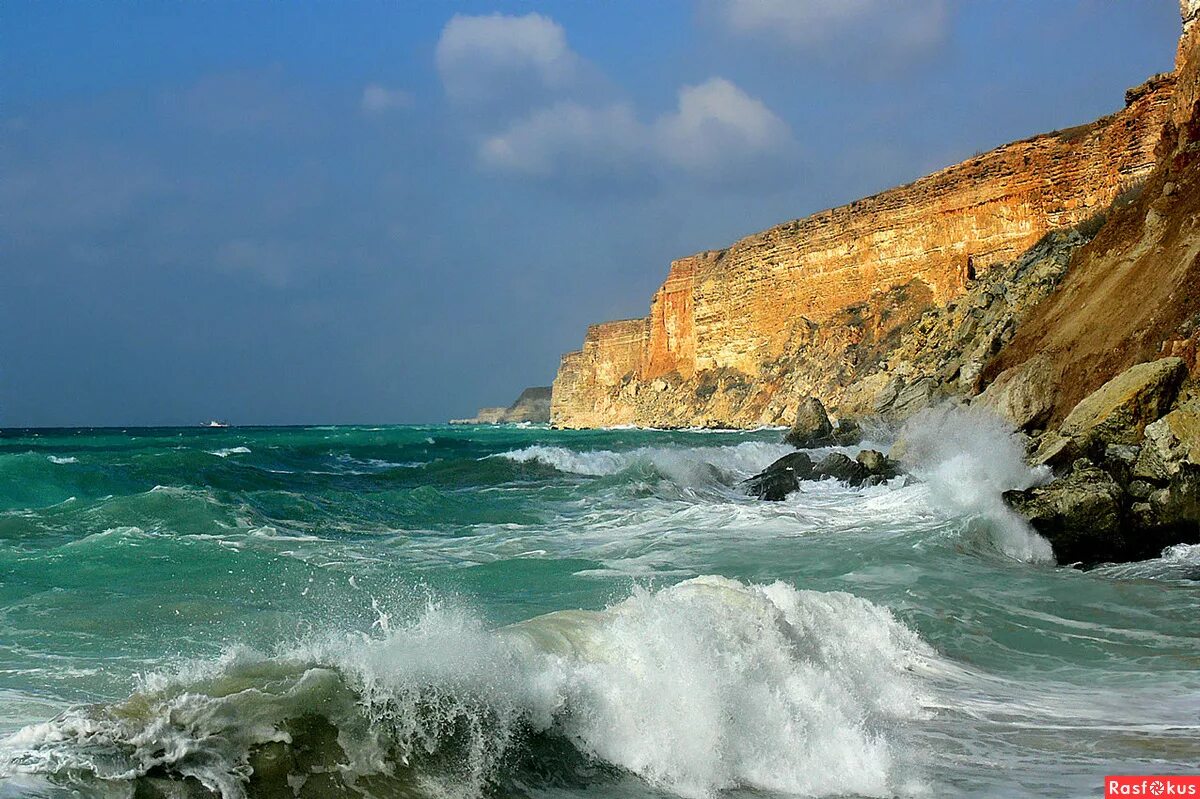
[436,13,581,105]
[439,13,795,186]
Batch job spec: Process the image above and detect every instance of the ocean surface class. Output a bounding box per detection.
[0,421,1197,798]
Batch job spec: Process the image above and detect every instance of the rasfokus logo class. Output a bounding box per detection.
[1106,776,1200,797]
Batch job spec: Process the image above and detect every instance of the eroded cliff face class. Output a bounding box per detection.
[552,47,1178,429]
[982,8,1200,428]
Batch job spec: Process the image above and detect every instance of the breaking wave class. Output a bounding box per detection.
[493,442,796,484]
[0,576,934,799]
[897,405,1053,563]
[1090,542,1200,581]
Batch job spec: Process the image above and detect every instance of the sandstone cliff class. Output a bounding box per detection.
[551,27,1180,429]
[451,386,551,424]
[983,4,1200,425]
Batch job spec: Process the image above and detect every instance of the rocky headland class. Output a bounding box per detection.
[548,3,1200,566]
[451,386,551,424]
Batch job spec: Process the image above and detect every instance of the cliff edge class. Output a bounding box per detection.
[982,1,1200,425]
[551,16,1185,429]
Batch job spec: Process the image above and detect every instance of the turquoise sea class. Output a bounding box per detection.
[0,423,1197,798]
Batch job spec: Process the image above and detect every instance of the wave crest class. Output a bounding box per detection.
[0,577,933,799]
[493,442,796,485]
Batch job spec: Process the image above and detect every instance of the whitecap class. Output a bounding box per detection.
[0,576,933,799]
[205,447,251,458]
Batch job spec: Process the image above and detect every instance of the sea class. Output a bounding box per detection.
[0,417,1197,798]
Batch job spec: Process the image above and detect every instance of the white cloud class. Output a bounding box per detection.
[480,102,645,178]
[710,0,949,61]
[436,13,580,104]
[479,78,792,183]
[361,84,412,114]
[654,78,790,173]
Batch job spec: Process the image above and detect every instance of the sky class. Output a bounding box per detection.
[0,1,1184,426]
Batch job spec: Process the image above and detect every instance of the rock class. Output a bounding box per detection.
[1031,432,1074,469]
[832,418,863,446]
[972,353,1057,431]
[548,63,1176,430]
[813,452,870,486]
[747,446,900,499]
[1007,450,1200,564]
[880,377,942,421]
[1125,470,1200,559]
[1004,459,1124,564]
[784,397,835,448]
[1133,400,1200,482]
[856,449,900,481]
[1032,358,1187,466]
[1102,443,1141,486]
[744,452,813,501]
[452,386,552,424]
[1128,479,1155,500]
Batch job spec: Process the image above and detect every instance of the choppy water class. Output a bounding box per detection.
[0,422,1197,798]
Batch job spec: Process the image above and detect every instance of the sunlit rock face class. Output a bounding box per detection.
[551,69,1176,429]
[987,7,1200,426]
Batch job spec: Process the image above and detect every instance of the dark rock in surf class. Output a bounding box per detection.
[744,452,813,501]
[856,449,900,484]
[1004,459,1123,564]
[784,397,835,448]
[833,418,864,446]
[747,447,901,500]
[813,453,870,486]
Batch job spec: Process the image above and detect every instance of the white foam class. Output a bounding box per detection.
[492,441,795,485]
[1090,542,1200,581]
[0,577,933,799]
[46,456,78,464]
[897,404,1053,563]
[206,447,251,458]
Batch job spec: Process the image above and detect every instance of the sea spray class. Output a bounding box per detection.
[6,424,1198,798]
[897,404,1054,562]
[0,577,934,799]
[493,441,795,485]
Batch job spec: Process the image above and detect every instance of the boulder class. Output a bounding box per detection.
[877,376,942,421]
[1123,471,1200,560]
[972,353,1057,431]
[744,452,813,501]
[1101,443,1141,486]
[1133,400,1200,482]
[856,449,900,482]
[784,397,835,448]
[1004,459,1124,564]
[1032,358,1187,466]
[747,447,894,498]
[813,452,870,486]
[832,418,863,446]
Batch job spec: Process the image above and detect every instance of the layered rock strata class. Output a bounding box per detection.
[552,61,1176,428]
[985,7,1200,424]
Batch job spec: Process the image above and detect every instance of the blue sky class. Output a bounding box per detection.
[0,1,1182,426]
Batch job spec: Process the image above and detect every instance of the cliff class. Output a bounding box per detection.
[451,386,551,424]
[984,1,1200,424]
[551,43,1178,428]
